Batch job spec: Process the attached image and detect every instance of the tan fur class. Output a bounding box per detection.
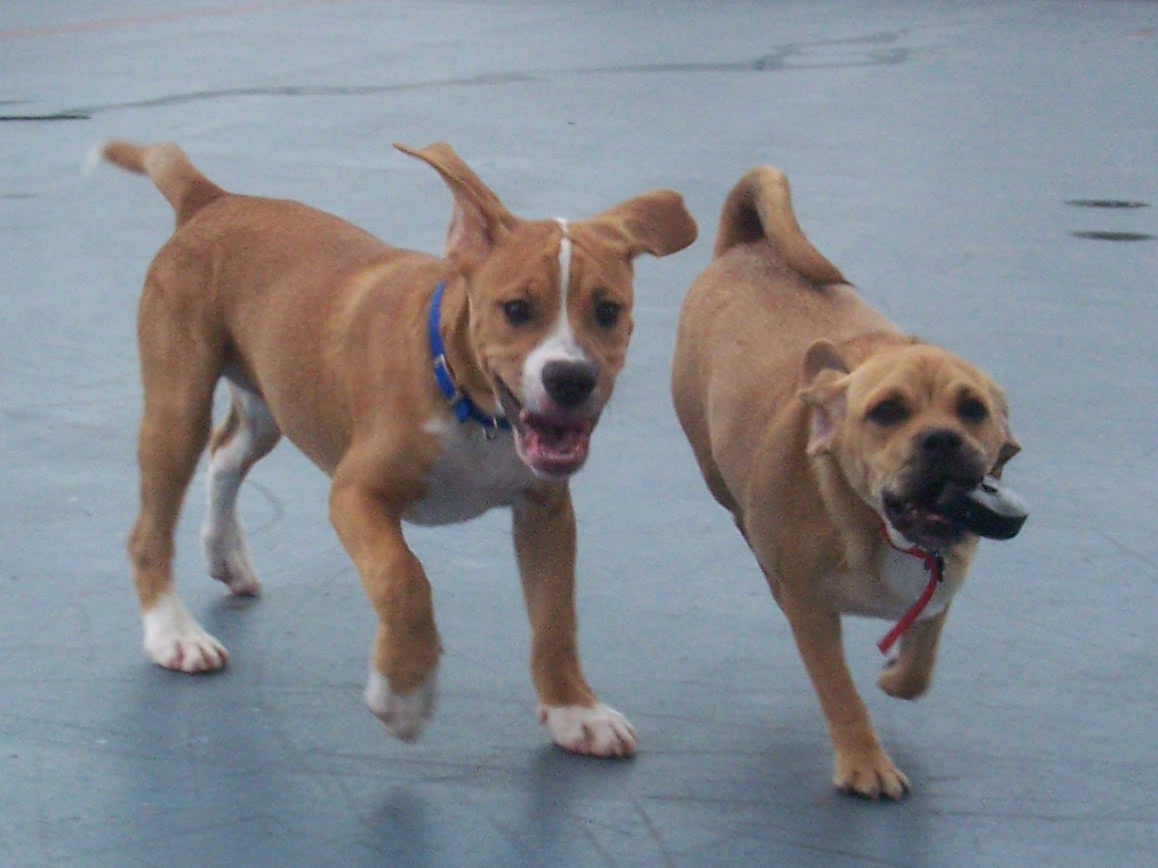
[672,166,1019,798]
[107,139,696,756]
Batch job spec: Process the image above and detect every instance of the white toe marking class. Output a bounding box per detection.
[365,666,438,742]
[142,593,228,673]
[538,702,637,757]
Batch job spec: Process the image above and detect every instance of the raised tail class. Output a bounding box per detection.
[712,165,846,285]
[101,140,226,227]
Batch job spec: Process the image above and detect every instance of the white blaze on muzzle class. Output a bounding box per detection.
[556,217,573,301]
[521,219,591,409]
[504,218,599,479]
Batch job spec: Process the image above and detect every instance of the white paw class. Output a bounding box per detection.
[201,519,262,596]
[142,594,228,673]
[364,667,438,742]
[538,702,637,757]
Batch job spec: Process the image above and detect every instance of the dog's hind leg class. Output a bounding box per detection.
[200,380,282,596]
[129,284,229,674]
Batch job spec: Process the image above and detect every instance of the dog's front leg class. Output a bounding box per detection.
[329,481,441,742]
[513,486,637,758]
[878,607,948,700]
[780,592,909,799]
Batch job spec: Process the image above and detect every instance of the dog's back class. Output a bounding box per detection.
[672,167,895,486]
[682,164,895,352]
[102,140,415,472]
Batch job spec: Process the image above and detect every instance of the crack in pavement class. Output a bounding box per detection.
[1,32,912,122]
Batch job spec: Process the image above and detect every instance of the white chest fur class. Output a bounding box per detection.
[877,545,955,621]
[825,539,961,621]
[403,417,535,526]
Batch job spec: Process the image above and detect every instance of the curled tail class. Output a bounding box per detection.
[102,140,226,227]
[713,165,846,285]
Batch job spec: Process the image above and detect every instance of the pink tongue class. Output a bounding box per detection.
[519,413,592,469]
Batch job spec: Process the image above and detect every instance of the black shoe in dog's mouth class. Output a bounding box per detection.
[496,378,595,479]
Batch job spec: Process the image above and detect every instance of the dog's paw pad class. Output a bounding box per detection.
[365,668,438,742]
[142,595,229,673]
[538,702,637,758]
[877,664,930,700]
[834,752,910,800]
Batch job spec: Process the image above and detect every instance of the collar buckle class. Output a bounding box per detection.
[431,352,463,404]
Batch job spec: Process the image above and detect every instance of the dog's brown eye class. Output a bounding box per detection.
[958,397,989,423]
[502,299,532,326]
[867,399,909,426]
[593,300,621,328]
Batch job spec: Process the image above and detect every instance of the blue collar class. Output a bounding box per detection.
[428,281,511,432]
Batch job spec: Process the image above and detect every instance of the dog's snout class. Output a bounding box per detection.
[542,361,597,408]
[918,427,963,456]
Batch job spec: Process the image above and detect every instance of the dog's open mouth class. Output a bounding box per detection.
[882,484,967,551]
[496,379,595,479]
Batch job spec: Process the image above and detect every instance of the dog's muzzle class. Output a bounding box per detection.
[881,427,987,550]
[496,367,601,480]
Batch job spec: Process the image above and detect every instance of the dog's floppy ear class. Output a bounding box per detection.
[988,386,1022,479]
[395,142,519,274]
[582,190,698,260]
[799,340,851,456]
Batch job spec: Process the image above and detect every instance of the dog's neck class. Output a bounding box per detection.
[808,454,882,570]
[432,277,503,420]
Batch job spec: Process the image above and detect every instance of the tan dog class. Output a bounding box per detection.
[671,167,1019,797]
[103,140,696,757]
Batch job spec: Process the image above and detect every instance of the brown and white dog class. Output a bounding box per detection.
[671,167,1019,797]
[103,140,696,757]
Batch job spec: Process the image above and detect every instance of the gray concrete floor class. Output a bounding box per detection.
[3,2,1157,866]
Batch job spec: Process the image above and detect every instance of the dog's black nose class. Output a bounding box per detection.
[918,427,964,455]
[542,361,597,408]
